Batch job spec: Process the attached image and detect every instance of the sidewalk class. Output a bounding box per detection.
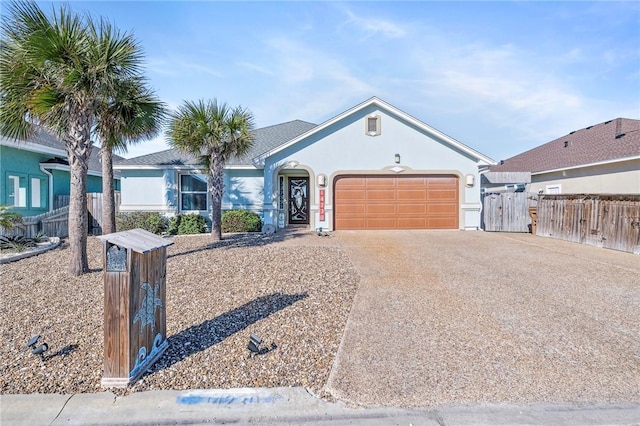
[1,387,639,426]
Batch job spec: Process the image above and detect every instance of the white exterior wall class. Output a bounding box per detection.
[223,169,264,212]
[119,169,171,212]
[263,105,484,230]
[531,159,640,194]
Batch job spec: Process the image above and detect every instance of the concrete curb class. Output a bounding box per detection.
[1,388,639,426]
[0,237,61,264]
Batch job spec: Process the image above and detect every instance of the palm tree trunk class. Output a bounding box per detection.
[66,113,92,276]
[209,152,224,241]
[101,146,116,235]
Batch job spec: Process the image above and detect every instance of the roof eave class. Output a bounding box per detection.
[1,137,66,157]
[254,97,497,165]
[531,155,640,175]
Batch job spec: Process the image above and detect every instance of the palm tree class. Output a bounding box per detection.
[95,77,166,235]
[0,1,154,275]
[166,99,255,241]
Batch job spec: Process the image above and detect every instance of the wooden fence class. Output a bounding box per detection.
[536,194,640,254]
[55,192,120,235]
[482,192,537,232]
[1,192,120,238]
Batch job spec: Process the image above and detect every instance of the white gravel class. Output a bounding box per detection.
[0,231,359,396]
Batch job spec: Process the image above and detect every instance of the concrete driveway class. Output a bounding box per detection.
[326,230,640,408]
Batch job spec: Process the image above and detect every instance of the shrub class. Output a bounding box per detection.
[31,231,49,243]
[0,205,23,230]
[116,212,168,234]
[0,235,35,252]
[177,213,207,234]
[167,215,181,235]
[222,210,262,233]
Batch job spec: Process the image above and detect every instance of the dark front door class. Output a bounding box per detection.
[288,177,309,225]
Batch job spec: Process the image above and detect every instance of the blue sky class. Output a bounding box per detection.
[43,1,639,161]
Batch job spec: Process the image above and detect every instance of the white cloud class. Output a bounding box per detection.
[341,7,407,40]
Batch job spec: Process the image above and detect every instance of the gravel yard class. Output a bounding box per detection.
[0,230,359,396]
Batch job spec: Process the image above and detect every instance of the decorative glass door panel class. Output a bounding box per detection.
[288,177,309,224]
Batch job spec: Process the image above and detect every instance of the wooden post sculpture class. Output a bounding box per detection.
[98,229,174,388]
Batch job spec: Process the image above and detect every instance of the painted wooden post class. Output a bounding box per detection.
[97,228,174,388]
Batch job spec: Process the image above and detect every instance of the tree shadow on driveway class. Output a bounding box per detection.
[147,292,308,375]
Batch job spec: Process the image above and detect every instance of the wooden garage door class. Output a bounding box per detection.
[334,175,459,230]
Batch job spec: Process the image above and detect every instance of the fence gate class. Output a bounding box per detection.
[482,192,535,232]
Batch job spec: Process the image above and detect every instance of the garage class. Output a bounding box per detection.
[334,175,459,230]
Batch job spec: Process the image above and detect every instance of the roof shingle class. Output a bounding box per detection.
[491,118,640,173]
[114,119,317,167]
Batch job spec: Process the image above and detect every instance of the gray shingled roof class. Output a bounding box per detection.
[491,118,640,173]
[114,119,317,167]
[13,127,122,174]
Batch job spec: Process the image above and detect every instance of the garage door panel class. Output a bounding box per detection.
[335,189,366,201]
[334,175,458,230]
[427,203,458,214]
[397,189,426,200]
[340,204,366,214]
[428,177,458,186]
[428,189,457,200]
[366,177,396,187]
[427,217,458,229]
[398,204,427,214]
[367,204,397,215]
[398,217,427,228]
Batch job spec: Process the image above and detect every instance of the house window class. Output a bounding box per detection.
[278,176,285,210]
[180,174,207,211]
[31,177,47,209]
[365,115,381,136]
[7,174,27,208]
[546,184,561,194]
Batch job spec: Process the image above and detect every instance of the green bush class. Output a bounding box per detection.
[222,210,262,233]
[177,213,207,234]
[0,235,35,252]
[116,212,168,234]
[167,215,181,235]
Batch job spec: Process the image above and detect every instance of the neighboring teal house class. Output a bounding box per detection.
[0,127,119,217]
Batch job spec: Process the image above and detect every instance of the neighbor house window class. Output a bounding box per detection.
[31,177,47,209]
[546,184,561,194]
[180,174,207,211]
[365,115,381,136]
[7,174,27,208]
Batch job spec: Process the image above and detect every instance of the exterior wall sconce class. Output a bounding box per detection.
[317,174,327,187]
[465,174,475,187]
[394,153,401,164]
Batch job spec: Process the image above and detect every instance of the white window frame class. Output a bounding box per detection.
[179,173,208,212]
[7,174,27,208]
[546,184,562,194]
[365,114,381,136]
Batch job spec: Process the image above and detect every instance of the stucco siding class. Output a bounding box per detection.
[119,169,167,211]
[263,106,483,230]
[223,169,264,212]
[531,159,640,194]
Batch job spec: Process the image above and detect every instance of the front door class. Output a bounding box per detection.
[288,177,309,225]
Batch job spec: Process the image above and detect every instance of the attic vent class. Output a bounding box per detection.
[563,141,569,148]
[586,126,593,130]
[615,133,626,139]
[604,120,612,124]
[366,115,381,136]
[569,131,576,135]
[499,160,504,165]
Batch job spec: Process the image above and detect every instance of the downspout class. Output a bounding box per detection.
[39,165,54,212]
